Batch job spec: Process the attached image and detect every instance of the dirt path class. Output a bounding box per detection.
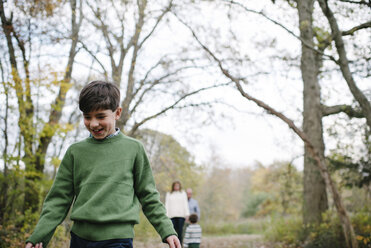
[134,234,273,248]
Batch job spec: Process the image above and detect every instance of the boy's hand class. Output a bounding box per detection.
[25,242,43,248]
[166,235,181,248]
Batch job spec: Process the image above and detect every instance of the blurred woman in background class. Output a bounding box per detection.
[165,181,190,243]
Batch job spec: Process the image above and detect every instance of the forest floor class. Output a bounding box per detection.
[134,234,275,248]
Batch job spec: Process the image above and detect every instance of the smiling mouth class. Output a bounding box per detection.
[92,128,104,135]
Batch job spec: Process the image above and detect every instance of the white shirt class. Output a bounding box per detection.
[165,191,190,218]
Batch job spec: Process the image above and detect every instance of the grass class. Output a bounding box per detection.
[201,217,270,236]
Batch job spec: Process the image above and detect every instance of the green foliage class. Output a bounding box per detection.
[243,162,302,217]
[0,224,26,248]
[0,165,25,222]
[48,225,70,248]
[242,192,270,217]
[0,213,70,248]
[352,209,371,248]
[328,153,371,188]
[0,167,57,247]
[313,26,332,50]
[304,211,346,248]
[264,210,371,248]
[264,215,305,246]
[135,129,203,198]
[197,166,248,221]
[0,209,39,248]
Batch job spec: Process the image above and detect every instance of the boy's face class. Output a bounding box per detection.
[83,108,122,140]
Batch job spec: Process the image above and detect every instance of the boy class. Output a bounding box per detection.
[183,214,202,248]
[25,81,181,248]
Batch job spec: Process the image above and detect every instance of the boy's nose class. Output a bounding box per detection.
[90,119,99,128]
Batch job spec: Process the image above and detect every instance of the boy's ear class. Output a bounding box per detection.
[115,107,122,120]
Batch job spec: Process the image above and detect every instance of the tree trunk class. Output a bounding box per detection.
[297,0,328,225]
[0,75,9,223]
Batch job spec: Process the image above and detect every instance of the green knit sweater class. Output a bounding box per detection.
[26,133,176,246]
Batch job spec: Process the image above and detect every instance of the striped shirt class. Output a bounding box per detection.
[183,224,202,248]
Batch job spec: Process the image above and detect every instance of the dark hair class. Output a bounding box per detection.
[189,213,198,224]
[79,80,120,113]
[171,181,182,193]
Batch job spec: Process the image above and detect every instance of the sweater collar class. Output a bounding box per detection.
[87,130,124,144]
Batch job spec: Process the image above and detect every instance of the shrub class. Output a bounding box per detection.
[264,210,371,248]
[352,209,371,248]
[242,193,270,217]
[263,215,304,247]
[304,213,345,248]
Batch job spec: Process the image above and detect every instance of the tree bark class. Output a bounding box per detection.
[297,0,328,225]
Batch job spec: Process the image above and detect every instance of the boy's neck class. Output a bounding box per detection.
[90,128,120,140]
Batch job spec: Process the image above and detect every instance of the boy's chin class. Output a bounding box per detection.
[90,132,106,139]
[93,136,105,140]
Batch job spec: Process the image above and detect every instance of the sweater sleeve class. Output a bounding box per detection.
[133,142,177,242]
[26,147,75,247]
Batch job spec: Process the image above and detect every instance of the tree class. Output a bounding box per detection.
[135,128,201,198]
[171,0,369,246]
[0,0,83,213]
[296,0,328,226]
[243,161,302,217]
[317,0,371,128]
[81,0,229,136]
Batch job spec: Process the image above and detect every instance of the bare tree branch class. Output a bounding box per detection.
[120,0,147,127]
[130,65,203,115]
[338,0,371,7]
[137,0,174,50]
[87,2,118,76]
[127,82,232,136]
[223,0,338,62]
[133,56,169,96]
[342,21,371,36]
[318,0,371,129]
[178,11,359,248]
[321,104,364,118]
[36,0,83,170]
[79,41,109,76]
